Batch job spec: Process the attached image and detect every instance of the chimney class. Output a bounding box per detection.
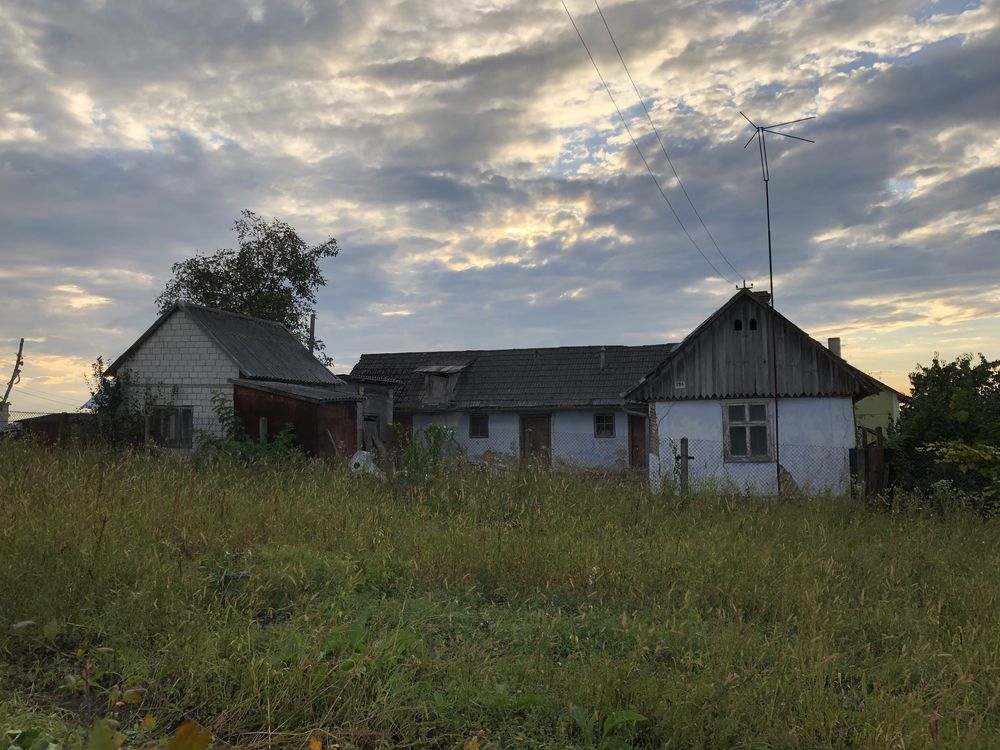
[828,337,842,358]
[308,313,316,355]
[599,346,606,370]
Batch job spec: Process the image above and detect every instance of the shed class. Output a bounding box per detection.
[105,302,361,457]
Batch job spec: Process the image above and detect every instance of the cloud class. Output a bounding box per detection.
[0,0,997,408]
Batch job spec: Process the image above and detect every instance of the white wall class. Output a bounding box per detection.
[413,412,520,457]
[650,397,855,495]
[119,309,238,444]
[412,410,628,469]
[551,410,627,469]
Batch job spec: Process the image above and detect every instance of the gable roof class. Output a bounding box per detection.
[106,301,343,386]
[626,289,886,401]
[351,344,675,412]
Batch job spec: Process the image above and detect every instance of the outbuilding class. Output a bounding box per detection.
[104,301,361,457]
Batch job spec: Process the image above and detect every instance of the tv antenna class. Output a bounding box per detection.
[740,112,814,307]
[740,112,813,498]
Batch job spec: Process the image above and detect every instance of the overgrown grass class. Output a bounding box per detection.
[1,442,999,749]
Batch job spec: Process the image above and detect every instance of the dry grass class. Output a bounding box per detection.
[1,442,999,749]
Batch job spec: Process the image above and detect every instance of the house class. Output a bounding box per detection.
[104,302,361,457]
[350,344,673,470]
[626,289,885,494]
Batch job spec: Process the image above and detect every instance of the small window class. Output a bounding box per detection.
[150,406,193,448]
[594,413,615,438]
[749,318,758,331]
[733,319,743,331]
[425,374,450,399]
[724,401,771,462]
[469,413,489,439]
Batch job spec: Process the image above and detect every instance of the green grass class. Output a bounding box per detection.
[1,442,999,749]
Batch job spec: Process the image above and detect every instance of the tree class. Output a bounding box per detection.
[156,210,339,357]
[893,353,1000,492]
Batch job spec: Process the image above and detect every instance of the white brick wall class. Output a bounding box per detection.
[118,309,239,444]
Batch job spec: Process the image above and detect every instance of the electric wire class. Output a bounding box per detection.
[11,386,84,408]
[592,0,743,281]
[560,0,732,283]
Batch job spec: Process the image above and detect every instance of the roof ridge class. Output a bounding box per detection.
[359,342,675,358]
[177,300,288,328]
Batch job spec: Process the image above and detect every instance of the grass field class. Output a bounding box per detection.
[1,442,999,749]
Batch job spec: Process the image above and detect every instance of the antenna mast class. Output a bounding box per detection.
[740,113,814,306]
[740,112,814,497]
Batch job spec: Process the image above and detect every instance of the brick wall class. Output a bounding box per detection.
[119,309,239,444]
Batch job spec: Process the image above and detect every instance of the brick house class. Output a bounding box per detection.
[104,302,361,457]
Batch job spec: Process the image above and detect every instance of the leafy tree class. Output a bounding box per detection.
[155,210,338,357]
[81,356,145,445]
[893,353,1000,492]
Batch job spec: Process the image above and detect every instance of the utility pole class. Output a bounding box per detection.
[2,338,25,405]
[2,338,25,428]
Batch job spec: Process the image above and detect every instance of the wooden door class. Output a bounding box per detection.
[628,414,647,470]
[520,414,551,463]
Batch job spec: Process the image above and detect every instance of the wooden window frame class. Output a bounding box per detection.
[594,412,616,439]
[469,413,489,439]
[150,406,193,449]
[723,400,773,463]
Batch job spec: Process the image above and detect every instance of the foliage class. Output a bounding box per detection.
[2,443,1000,748]
[79,357,146,446]
[401,424,460,483]
[155,210,338,359]
[195,390,302,464]
[920,441,1000,515]
[892,353,1000,493]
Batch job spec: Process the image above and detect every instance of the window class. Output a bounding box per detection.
[594,413,615,438]
[733,319,743,331]
[149,406,193,448]
[724,401,771,462]
[749,317,758,331]
[425,374,450,400]
[469,413,489,439]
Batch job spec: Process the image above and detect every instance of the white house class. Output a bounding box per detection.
[349,345,673,470]
[626,289,885,495]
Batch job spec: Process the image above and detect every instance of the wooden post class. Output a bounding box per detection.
[2,338,25,406]
[258,417,268,445]
[679,437,689,495]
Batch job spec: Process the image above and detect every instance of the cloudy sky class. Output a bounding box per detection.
[1,0,998,413]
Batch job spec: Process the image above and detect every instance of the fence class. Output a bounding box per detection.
[1,411,58,428]
[653,437,854,496]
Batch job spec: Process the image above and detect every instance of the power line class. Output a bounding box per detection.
[12,386,84,408]
[592,0,743,281]
[559,0,732,283]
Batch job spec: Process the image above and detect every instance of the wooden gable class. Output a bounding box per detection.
[629,290,881,401]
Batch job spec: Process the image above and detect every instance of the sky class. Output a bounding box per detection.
[1,0,998,414]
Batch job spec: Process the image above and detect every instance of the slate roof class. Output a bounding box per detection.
[350,344,675,412]
[106,301,345,387]
[231,379,362,403]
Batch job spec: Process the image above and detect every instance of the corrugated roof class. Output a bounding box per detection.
[351,344,675,412]
[231,379,362,403]
[106,301,344,386]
